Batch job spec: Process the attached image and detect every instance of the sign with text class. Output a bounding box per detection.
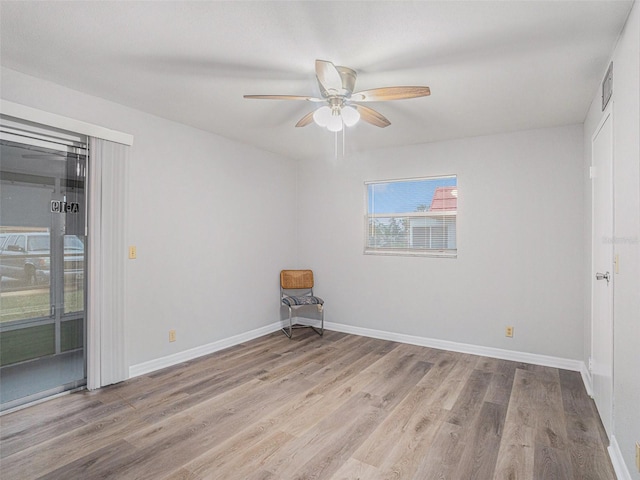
[51,200,80,214]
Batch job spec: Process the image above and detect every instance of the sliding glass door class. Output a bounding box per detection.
[0,127,88,411]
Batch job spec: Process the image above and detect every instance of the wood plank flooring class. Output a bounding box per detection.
[0,330,616,479]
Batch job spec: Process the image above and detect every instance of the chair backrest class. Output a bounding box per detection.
[280,270,314,290]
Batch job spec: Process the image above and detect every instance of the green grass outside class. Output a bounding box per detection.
[0,288,84,323]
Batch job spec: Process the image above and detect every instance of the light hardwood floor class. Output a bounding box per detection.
[0,330,615,479]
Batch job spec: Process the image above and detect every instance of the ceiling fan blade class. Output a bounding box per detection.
[295,111,315,128]
[315,60,343,96]
[243,95,323,102]
[351,86,431,102]
[353,105,391,128]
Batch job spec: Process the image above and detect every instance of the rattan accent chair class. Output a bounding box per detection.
[280,269,324,338]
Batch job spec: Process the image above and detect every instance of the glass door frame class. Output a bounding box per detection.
[0,120,89,412]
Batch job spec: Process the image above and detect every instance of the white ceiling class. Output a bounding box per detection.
[0,1,633,160]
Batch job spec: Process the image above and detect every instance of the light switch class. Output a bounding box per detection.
[129,245,137,259]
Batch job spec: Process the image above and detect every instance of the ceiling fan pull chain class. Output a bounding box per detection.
[343,125,346,157]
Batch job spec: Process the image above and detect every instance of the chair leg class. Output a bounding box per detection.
[289,306,293,338]
[281,304,323,338]
[310,304,324,337]
[282,306,293,339]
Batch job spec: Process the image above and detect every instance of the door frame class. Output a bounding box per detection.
[0,129,88,412]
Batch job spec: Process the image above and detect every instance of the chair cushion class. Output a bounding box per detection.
[282,295,324,307]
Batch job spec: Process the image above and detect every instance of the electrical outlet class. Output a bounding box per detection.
[128,245,137,259]
[169,330,176,342]
[636,442,640,472]
[505,326,514,338]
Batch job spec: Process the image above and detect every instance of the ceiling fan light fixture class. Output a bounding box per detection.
[341,105,360,127]
[313,106,332,127]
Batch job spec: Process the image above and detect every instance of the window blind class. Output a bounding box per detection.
[365,175,457,257]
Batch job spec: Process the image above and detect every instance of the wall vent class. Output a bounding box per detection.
[602,62,613,111]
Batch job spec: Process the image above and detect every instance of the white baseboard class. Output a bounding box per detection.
[325,321,586,373]
[580,362,594,397]
[129,320,588,390]
[128,322,282,378]
[609,435,633,480]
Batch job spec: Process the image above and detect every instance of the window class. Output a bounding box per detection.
[365,175,457,257]
[29,235,49,251]
[15,235,26,251]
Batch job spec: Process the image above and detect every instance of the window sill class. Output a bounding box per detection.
[363,249,457,258]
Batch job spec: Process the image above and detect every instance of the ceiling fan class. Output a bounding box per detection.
[244,60,431,132]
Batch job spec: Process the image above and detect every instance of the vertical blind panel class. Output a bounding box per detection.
[87,137,128,389]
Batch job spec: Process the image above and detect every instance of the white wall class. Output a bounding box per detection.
[1,67,298,369]
[297,125,585,360]
[584,2,640,478]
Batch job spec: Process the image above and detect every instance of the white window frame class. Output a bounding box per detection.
[364,175,458,258]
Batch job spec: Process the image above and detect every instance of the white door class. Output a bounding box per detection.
[591,107,614,438]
